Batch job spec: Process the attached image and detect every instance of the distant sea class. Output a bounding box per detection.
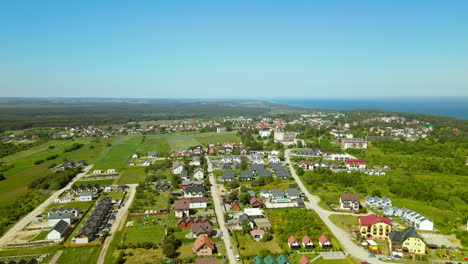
[272,97,468,120]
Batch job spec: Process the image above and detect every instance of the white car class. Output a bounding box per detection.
[235,255,240,261]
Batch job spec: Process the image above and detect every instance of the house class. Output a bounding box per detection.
[389,228,426,255]
[230,201,242,211]
[79,191,93,202]
[339,193,360,211]
[240,170,254,181]
[260,189,270,199]
[302,235,314,248]
[182,180,204,190]
[345,159,366,170]
[195,258,218,264]
[288,235,300,249]
[142,160,151,166]
[250,197,263,208]
[48,207,79,218]
[188,145,204,155]
[238,213,255,229]
[128,161,136,166]
[46,220,69,240]
[216,126,226,133]
[318,234,332,248]
[285,188,301,199]
[251,164,264,172]
[268,155,280,164]
[359,214,392,240]
[193,168,204,180]
[178,216,210,228]
[253,256,265,264]
[193,234,215,256]
[269,189,285,200]
[393,207,403,217]
[250,153,265,164]
[131,153,139,159]
[106,169,117,174]
[341,138,368,149]
[147,151,157,158]
[174,199,190,217]
[250,229,265,240]
[259,129,271,138]
[192,221,213,237]
[276,255,291,264]
[257,169,272,178]
[184,186,206,198]
[383,206,394,216]
[172,161,185,174]
[48,212,73,227]
[180,170,189,180]
[275,169,289,179]
[93,170,102,174]
[299,256,310,264]
[297,160,314,170]
[247,190,256,197]
[155,181,171,191]
[190,156,201,166]
[221,171,235,182]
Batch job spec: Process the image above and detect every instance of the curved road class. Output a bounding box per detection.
[0,165,93,247]
[206,157,237,264]
[285,149,386,264]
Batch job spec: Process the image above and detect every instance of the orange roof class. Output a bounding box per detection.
[302,235,312,244]
[193,234,215,251]
[299,256,310,264]
[318,234,328,244]
[288,235,298,245]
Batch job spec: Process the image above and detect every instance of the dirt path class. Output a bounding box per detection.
[97,184,137,264]
[47,250,63,264]
[0,165,92,247]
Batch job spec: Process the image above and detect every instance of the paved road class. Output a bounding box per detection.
[206,157,237,264]
[0,165,93,247]
[97,184,138,264]
[285,149,386,264]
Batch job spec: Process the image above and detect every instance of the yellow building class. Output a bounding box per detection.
[389,228,426,255]
[358,214,392,240]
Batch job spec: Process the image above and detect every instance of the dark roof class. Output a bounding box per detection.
[251,164,264,172]
[276,169,289,178]
[389,228,422,245]
[240,170,253,178]
[285,188,301,197]
[257,169,271,177]
[222,171,235,179]
[238,213,255,225]
[51,220,69,234]
[48,212,73,219]
[185,186,206,194]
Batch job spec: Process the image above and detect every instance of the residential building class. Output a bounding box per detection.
[339,193,360,211]
[193,234,215,256]
[359,214,392,240]
[341,138,368,149]
[389,228,426,255]
[46,220,69,240]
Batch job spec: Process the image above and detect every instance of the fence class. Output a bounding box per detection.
[6,241,54,247]
[63,241,102,247]
[128,212,168,218]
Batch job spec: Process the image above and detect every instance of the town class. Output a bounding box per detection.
[0,107,466,264]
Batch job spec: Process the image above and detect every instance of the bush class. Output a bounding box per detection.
[34,160,44,165]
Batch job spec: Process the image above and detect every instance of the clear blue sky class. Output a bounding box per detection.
[1,0,467,98]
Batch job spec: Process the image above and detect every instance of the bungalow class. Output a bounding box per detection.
[339,193,360,211]
[184,186,206,198]
[93,170,102,174]
[345,159,366,170]
[46,220,69,240]
[240,170,254,181]
[302,235,314,248]
[260,189,270,199]
[193,168,204,180]
[221,171,235,182]
[147,151,157,158]
[268,155,280,163]
[250,229,265,240]
[288,235,300,249]
[172,161,185,174]
[131,153,139,159]
[193,234,215,256]
[142,160,151,166]
[269,189,285,200]
[285,188,301,199]
[257,169,272,178]
[250,197,263,208]
[182,180,204,190]
[276,169,290,179]
[318,234,332,248]
[251,164,264,172]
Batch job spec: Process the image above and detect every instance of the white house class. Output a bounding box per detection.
[48,212,73,227]
[172,161,185,174]
[142,160,151,166]
[193,168,204,180]
[46,220,69,240]
[93,170,102,175]
[106,169,117,174]
[131,153,139,159]
[188,197,208,209]
[259,130,271,138]
[79,191,93,202]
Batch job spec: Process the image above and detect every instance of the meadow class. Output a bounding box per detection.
[57,245,102,264]
[92,135,143,170]
[136,135,171,156]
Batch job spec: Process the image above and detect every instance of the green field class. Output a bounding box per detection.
[45,201,94,212]
[92,135,143,170]
[136,135,171,156]
[74,179,116,186]
[57,245,102,264]
[329,215,358,232]
[193,131,241,145]
[117,166,147,184]
[165,133,200,151]
[32,230,48,241]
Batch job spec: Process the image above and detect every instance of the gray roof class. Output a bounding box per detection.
[180,170,188,177]
[185,186,206,193]
[257,169,272,177]
[389,228,422,245]
[80,191,93,197]
[51,220,69,234]
[285,188,301,197]
[269,188,285,198]
[240,170,253,179]
[238,213,255,225]
[247,190,256,197]
[251,164,264,172]
[276,169,289,178]
[147,151,157,156]
[222,171,235,179]
[48,212,74,220]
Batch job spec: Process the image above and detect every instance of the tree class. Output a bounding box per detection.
[371,189,381,197]
[0,174,5,181]
[239,193,250,205]
[260,232,272,242]
[162,235,181,258]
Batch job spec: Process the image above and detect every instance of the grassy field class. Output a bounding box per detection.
[193,131,240,145]
[92,135,143,170]
[0,244,60,258]
[234,231,282,257]
[165,133,200,151]
[329,215,359,232]
[32,230,48,241]
[117,166,147,184]
[57,245,102,263]
[136,135,171,156]
[74,179,116,186]
[45,201,94,212]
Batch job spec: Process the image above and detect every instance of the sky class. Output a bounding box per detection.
[1,0,468,98]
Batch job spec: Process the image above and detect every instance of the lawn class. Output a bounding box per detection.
[136,135,171,156]
[45,201,94,212]
[57,245,102,264]
[234,231,282,258]
[329,215,358,232]
[92,135,143,170]
[74,179,116,186]
[102,191,125,200]
[165,133,200,151]
[0,245,60,257]
[32,230,48,241]
[117,166,147,184]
